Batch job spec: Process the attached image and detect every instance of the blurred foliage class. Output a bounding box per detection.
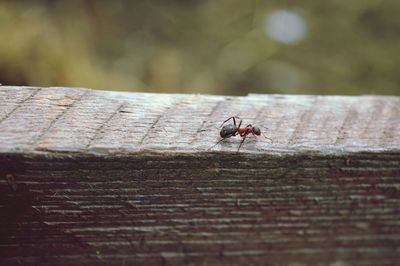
[0,0,399,95]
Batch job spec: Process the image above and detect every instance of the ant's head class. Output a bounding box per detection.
[252,126,261,136]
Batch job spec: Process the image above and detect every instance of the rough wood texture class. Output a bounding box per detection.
[0,86,399,265]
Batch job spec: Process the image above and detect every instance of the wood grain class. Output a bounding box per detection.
[0,86,399,265]
[0,87,399,154]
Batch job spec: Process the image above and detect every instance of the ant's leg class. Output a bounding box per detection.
[237,135,247,152]
[209,138,226,150]
[220,117,235,128]
[233,118,243,137]
[237,119,244,129]
[219,116,241,128]
[232,118,243,137]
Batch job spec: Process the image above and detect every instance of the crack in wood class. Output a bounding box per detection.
[334,99,359,145]
[0,87,41,125]
[267,99,291,139]
[138,113,165,145]
[380,97,400,142]
[33,90,90,147]
[254,104,265,124]
[138,97,184,145]
[361,98,386,138]
[86,103,125,149]
[335,97,386,146]
[288,97,319,145]
[189,99,224,144]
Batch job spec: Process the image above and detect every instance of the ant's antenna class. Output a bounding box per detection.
[262,134,273,144]
[262,126,274,144]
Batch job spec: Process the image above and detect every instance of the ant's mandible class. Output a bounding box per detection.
[213,116,273,151]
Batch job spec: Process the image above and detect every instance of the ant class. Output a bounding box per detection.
[212,116,273,151]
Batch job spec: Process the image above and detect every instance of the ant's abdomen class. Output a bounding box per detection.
[220,124,236,138]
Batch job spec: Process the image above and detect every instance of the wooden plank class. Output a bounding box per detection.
[0,86,399,265]
[0,87,399,154]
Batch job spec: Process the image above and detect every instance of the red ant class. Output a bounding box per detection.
[212,116,273,151]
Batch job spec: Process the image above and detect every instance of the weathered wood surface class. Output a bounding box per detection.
[0,86,399,265]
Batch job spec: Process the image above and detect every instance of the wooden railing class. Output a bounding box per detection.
[0,86,399,265]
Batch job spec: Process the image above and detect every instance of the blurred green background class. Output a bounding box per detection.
[1,0,399,95]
